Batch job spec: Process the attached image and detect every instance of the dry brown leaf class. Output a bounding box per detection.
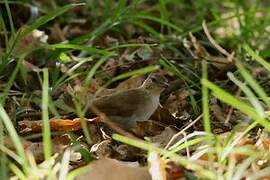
[11,29,47,56]
[4,136,69,162]
[189,32,233,71]
[151,106,179,127]
[18,118,83,134]
[76,158,151,180]
[151,127,179,148]
[101,58,118,77]
[90,139,113,158]
[166,161,185,180]
[164,89,191,119]
[113,144,143,160]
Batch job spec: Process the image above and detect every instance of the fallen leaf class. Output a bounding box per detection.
[18,118,84,134]
[11,29,48,56]
[151,126,180,148]
[113,144,143,161]
[101,58,118,77]
[164,89,191,119]
[90,139,113,158]
[76,158,151,180]
[166,161,185,180]
[4,136,69,162]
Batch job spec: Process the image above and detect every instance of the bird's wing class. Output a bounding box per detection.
[91,89,150,117]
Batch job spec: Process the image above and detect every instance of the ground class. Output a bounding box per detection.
[1,1,270,179]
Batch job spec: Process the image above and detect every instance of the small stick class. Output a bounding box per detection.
[164,114,203,150]
[225,88,242,124]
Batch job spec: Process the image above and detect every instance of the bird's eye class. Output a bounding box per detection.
[151,77,158,83]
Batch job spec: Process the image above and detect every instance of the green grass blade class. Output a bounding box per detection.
[106,43,158,51]
[0,145,23,164]
[131,13,183,33]
[202,79,270,132]
[83,57,110,95]
[110,65,160,82]
[0,57,24,105]
[249,166,270,179]
[0,12,9,53]
[75,0,130,43]
[168,131,207,150]
[201,60,215,170]
[232,156,256,180]
[112,0,127,19]
[159,0,170,33]
[202,61,211,133]
[0,105,27,166]
[227,72,265,118]
[52,57,93,91]
[130,20,163,39]
[102,0,113,20]
[245,45,270,72]
[236,61,270,107]
[160,57,200,113]
[42,68,52,160]
[169,137,207,154]
[220,121,258,162]
[71,1,143,44]
[159,58,200,89]
[113,134,216,179]
[0,122,7,180]
[20,3,85,38]
[226,155,236,180]
[9,163,27,180]
[77,55,113,145]
[4,30,21,59]
[3,0,15,37]
[45,43,114,56]
[71,17,120,44]
[0,52,24,178]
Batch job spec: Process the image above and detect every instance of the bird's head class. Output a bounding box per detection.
[141,72,169,94]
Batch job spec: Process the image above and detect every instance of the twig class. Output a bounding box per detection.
[225,88,242,124]
[164,114,203,150]
[202,21,230,57]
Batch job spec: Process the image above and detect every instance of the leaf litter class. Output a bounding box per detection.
[2,1,270,179]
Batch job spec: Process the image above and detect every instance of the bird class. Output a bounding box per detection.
[89,73,168,129]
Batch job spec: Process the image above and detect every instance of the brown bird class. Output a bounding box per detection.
[90,73,168,129]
